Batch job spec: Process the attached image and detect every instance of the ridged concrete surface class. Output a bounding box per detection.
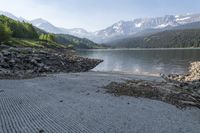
[0,72,200,133]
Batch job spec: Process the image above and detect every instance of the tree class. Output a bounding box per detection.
[39,34,55,42]
[39,34,45,40]
[0,23,12,44]
[47,34,54,42]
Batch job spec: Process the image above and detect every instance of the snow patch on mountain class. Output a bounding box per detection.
[135,23,142,28]
[155,23,169,28]
[176,17,191,21]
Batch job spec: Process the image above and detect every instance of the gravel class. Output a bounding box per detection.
[0,72,200,133]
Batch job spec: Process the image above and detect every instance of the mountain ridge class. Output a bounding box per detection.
[1,10,200,43]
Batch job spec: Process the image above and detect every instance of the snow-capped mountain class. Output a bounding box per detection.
[30,18,94,38]
[30,18,63,33]
[1,10,200,43]
[0,11,28,22]
[93,14,200,42]
[0,11,19,21]
[60,28,93,38]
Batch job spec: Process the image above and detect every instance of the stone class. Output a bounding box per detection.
[9,59,15,64]
[0,47,103,79]
[197,90,200,95]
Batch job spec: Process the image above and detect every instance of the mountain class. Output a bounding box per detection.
[30,18,63,33]
[96,15,177,38]
[0,11,18,20]
[2,10,200,44]
[95,14,200,43]
[30,18,94,39]
[0,11,28,22]
[0,15,100,49]
[54,34,100,49]
[31,13,200,43]
[106,28,200,48]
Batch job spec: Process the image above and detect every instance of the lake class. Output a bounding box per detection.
[77,48,200,76]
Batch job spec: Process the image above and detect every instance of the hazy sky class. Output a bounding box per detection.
[1,0,200,31]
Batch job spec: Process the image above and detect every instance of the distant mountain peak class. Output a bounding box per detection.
[31,18,48,23]
[0,10,18,20]
[0,10,28,22]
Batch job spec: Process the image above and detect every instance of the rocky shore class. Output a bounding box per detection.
[104,62,200,109]
[0,46,103,79]
[161,62,200,93]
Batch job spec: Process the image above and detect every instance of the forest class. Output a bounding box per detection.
[107,29,200,48]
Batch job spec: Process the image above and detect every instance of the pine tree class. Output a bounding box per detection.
[0,23,12,44]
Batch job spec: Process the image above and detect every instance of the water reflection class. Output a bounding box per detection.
[77,49,200,75]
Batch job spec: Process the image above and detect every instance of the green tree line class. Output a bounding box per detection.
[108,29,200,48]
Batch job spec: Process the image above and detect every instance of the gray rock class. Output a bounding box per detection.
[0,47,103,79]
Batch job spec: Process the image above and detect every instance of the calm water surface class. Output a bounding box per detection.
[77,49,200,75]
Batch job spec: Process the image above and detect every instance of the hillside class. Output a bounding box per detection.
[107,29,200,48]
[0,15,103,79]
[54,34,101,49]
[0,15,99,49]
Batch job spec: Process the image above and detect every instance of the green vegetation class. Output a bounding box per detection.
[0,15,38,39]
[0,23,12,44]
[7,38,67,49]
[54,34,102,49]
[108,29,200,48]
[39,34,55,42]
[0,15,100,49]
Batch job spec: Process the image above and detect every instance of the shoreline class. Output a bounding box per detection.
[0,47,103,79]
[77,47,200,51]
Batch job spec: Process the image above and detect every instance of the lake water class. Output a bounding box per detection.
[77,49,200,76]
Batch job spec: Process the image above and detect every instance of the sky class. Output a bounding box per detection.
[0,0,200,31]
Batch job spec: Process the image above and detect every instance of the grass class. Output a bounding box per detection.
[7,38,69,49]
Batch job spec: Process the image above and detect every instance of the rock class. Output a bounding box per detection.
[31,59,38,64]
[0,53,3,61]
[197,90,200,95]
[160,61,200,99]
[104,79,200,109]
[9,59,15,64]
[0,47,103,79]
[162,61,200,82]
[39,129,44,133]
[2,50,10,56]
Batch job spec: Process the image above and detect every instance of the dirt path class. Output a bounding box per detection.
[0,72,200,133]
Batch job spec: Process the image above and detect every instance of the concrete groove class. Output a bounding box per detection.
[4,98,21,133]
[8,95,40,132]
[1,97,36,133]
[34,92,107,133]
[23,94,95,133]
[23,97,83,133]
[14,96,66,133]
[8,96,46,133]
[32,90,115,133]
[1,92,98,133]
[1,96,66,133]
[42,94,119,133]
